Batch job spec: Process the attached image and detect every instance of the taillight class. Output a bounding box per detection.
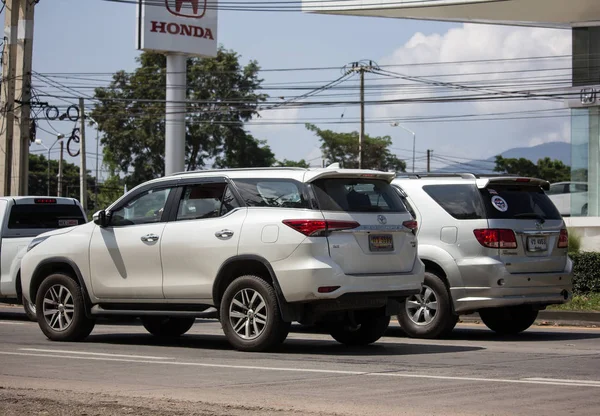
[403,220,418,231]
[282,219,360,237]
[558,229,568,248]
[473,229,518,249]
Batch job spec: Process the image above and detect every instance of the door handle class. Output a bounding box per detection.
[141,233,159,242]
[215,229,234,240]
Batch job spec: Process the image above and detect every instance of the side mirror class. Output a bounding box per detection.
[93,210,108,227]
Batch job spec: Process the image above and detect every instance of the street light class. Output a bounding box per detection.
[35,134,64,195]
[87,116,100,208]
[391,122,416,173]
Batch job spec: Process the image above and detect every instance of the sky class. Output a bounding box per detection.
[9,0,574,179]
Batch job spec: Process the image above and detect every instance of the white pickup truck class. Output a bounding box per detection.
[0,197,86,320]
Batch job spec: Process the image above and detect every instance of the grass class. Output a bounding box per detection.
[548,293,600,311]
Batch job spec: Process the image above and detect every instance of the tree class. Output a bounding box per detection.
[28,154,96,209]
[276,159,310,168]
[494,155,571,183]
[305,124,406,172]
[91,48,271,187]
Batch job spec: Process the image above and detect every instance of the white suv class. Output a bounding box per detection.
[21,167,424,351]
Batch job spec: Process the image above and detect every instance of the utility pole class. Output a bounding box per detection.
[0,0,37,196]
[427,149,433,173]
[57,141,64,197]
[10,0,35,196]
[345,60,379,169]
[79,98,87,213]
[0,0,20,196]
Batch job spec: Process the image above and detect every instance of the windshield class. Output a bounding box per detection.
[312,178,407,213]
[480,185,561,220]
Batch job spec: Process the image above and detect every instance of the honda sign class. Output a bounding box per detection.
[137,0,217,57]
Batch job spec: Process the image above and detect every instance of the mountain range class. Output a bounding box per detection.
[434,141,572,173]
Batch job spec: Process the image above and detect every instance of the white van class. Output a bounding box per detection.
[0,197,86,320]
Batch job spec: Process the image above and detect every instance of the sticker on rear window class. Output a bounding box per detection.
[58,219,79,227]
[491,196,508,212]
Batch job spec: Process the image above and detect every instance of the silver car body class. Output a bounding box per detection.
[392,174,573,315]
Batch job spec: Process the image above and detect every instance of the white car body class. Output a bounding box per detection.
[21,168,424,350]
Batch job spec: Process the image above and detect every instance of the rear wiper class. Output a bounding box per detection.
[513,213,546,223]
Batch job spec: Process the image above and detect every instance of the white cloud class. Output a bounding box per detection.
[373,24,572,158]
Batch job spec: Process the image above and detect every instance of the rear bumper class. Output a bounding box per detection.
[272,251,425,304]
[452,257,573,313]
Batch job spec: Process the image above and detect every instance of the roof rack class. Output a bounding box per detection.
[170,167,308,176]
[395,172,519,180]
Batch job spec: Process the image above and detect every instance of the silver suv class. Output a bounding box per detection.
[391,174,573,339]
[21,167,424,352]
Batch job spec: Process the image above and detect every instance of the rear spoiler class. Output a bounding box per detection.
[304,169,397,183]
[476,177,550,191]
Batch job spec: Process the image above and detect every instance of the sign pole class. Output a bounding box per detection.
[165,54,187,176]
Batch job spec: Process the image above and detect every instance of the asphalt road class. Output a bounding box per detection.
[1,306,599,415]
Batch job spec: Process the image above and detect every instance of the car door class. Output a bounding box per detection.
[161,179,246,300]
[89,186,175,299]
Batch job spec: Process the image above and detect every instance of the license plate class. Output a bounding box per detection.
[527,236,547,252]
[58,219,79,227]
[369,234,394,252]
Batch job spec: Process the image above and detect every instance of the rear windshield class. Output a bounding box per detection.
[423,184,485,220]
[8,204,85,229]
[480,185,561,220]
[312,178,407,213]
[233,179,310,209]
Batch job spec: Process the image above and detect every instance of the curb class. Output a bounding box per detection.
[460,310,600,327]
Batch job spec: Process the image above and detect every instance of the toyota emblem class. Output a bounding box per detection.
[377,215,387,225]
[535,222,543,230]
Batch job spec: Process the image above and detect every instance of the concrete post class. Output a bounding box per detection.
[165,54,187,176]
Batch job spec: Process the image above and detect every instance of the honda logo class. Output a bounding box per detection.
[166,0,207,18]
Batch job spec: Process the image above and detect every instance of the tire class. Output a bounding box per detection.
[220,275,290,352]
[328,313,391,346]
[479,306,538,335]
[397,272,458,339]
[141,317,195,337]
[23,297,37,322]
[36,273,95,342]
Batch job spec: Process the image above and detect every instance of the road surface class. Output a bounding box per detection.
[1,306,599,415]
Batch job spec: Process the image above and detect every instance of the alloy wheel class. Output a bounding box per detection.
[229,288,268,340]
[42,284,75,332]
[405,285,438,326]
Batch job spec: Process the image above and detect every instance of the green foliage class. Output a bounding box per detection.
[305,124,407,172]
[91,48,271,187]
[568,229,582,256]
[548,293,600,311]
[28,154,96,208]
[571,252,600,294]
[494,155,571,183]
[276,159,310,168]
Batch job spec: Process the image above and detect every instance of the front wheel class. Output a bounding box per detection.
[328,313,390,346]
[36,273,95,341]
[397,272,458,339]
[479,306,538,335]
[220,275,290,352]
[141,317,195,337]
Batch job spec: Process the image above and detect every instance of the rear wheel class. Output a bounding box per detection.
[36,273,95,341]
[328,312,390,346]
[479,306,538,335]
[220,275,290,352]
[397,272,458,339]
[141,317,195,337]
[23,297,37,322]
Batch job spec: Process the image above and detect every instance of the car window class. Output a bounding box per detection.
[423,184,485,220]
[111,188,171,226]
[8,203,85,229]
[313,178,407,213]
[233,179,309,209]
[176,183,239,220]
[570,183,588,193]
[547,184,568,195]
[480,185,561,220]
[393,186,417,219]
